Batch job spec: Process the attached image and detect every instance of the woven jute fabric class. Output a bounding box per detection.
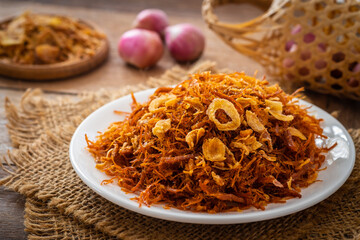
[1,62,359,240]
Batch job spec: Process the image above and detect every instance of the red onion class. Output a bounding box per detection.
[303,33,316,43]
[165,23,205,62]
[133,9,168,36]
[291,24,302,35]
[118,29,163,69]
[352,63,360,73]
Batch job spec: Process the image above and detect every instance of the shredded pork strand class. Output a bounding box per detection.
[86,72,332,213]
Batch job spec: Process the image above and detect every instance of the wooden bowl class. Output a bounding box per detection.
[0,16,109,81]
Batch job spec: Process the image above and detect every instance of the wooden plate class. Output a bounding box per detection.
[0,15,109,81]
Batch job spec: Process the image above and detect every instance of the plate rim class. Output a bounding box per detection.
[69,88,356,224]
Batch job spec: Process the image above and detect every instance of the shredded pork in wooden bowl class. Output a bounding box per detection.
[0,11,108,80]
[0,11,106,65]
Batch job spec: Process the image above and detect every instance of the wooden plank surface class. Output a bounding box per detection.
[0,1,359,239]
[0,89,26,239]
[0,173,27,240]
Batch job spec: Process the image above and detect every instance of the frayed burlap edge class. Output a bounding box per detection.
[1,61,359,240]
[24,198,116,240]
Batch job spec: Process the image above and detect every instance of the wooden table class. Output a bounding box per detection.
[0,1,359,239]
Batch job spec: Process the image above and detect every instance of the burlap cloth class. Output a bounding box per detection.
[1,62,359,240]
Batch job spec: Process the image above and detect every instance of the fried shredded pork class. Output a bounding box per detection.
[0,11,105,64]
[86,72,333,213]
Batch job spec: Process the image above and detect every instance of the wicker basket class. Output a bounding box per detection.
[202,0,360,100]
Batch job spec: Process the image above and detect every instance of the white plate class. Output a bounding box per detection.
[69,88,356,224]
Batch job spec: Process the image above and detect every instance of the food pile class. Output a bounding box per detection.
[0,12,106,65]
[86,72,332,212]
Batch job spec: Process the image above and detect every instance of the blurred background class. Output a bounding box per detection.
[0,0,265,92]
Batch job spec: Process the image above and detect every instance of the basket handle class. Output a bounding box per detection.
[202,0,287,61]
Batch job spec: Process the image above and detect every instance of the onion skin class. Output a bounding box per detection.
[133,9,169,36]
[118,29,164,69]
[165,23,205,62]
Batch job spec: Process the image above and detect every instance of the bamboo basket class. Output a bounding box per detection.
[202,0,360,101]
